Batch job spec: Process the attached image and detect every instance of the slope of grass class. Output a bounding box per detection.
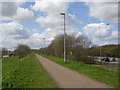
[91,64,118,72]
[0,58,2,89]
[2,54,58,88]
[42,55,118,88]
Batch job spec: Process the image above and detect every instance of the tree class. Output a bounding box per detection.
[51,34,75,58]
[45,43,55,56]
[14,44,31,58]
[44,34,93,63]
[90,45,100,56]
[0,48,8,58]
[112,45,120,58]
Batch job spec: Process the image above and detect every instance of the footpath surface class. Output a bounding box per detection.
[36,54,111,88]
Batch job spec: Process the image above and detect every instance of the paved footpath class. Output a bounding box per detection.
[36,54,111,88]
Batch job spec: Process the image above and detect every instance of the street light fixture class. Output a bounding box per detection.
[60,12,66,62]
[99,23,109,58]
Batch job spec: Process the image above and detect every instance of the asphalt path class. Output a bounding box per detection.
[36,54,111,88]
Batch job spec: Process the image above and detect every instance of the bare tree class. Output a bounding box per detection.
[75,35,92,48]
[14,44,31,58]
[0,47,8,58]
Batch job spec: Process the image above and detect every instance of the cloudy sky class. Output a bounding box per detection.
[0,0,119,50]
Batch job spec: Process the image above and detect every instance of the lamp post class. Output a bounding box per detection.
[60,12,66,62]
[99,23,109,58]
[43,38,45,55]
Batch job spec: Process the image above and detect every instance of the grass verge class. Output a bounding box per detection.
[0,58,2,89]
[42,55,118,88]
[2,54,58,88]
[91,64,118,72]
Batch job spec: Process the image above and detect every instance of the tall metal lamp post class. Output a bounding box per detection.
[99,23,109,58]
[43,38,46,55]
[60,12,66,62]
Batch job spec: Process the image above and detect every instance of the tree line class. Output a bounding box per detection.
[39,34,95,64]
[39,34,120,63]
[0,44,31,58]
[1,34,120,63]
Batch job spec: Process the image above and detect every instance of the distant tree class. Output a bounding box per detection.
[72,35,92,61]
[90,45,100,56]
[39,48,46,55]
[14,44,31,58]
[75,35,92,48]
[0,47,8,58]
[72,45,83,61]
[112,45,120,58]
[45,43,55,56]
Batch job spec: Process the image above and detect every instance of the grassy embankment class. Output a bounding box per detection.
[42,55,118,88]
[2,54,58,88]
[0,58,2,89]
[91,64,118,72]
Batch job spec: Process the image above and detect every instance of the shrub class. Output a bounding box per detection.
[74,55,95,64]
[83,56,95,64]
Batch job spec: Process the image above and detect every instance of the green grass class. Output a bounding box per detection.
[91,64,118,72]
[2,54,58,88]
[42,55,118,88]
[0,58,2,89]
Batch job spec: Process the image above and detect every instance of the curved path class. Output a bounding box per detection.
[36,54,111,88]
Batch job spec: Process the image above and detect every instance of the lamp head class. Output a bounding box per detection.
[60,13,65,15]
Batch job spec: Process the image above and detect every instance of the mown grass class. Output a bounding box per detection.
[91,64,118,72]
[2,54,58,88]
[0,58,2,89]
[42,55,118,88]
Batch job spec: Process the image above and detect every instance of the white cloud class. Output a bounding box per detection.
[83,22,119,45]
[76,31,83,37]
[81,0,119,2]
[1,2,34,21]
[32,1,70,28]
[0,22,48,49]
[0,22,31,49]
[2,1,119,50]
[31,0,82,44]
[27,26,81,49]
[0,1,83,50]
[85,2,118,23]
[1,22,30,39]
[1,2,18,17]
[105,31,120,41]
[36,15,62,28]
[13,7,34,21]
[31,0,69,13]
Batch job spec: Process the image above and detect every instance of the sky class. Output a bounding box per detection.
[0,0,119,50]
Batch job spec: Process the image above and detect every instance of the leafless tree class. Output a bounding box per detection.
[44,34,93,62]
[14,44,31,58]
[0,47,8,58]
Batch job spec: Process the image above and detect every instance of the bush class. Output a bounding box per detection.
[74,55,95,64]
[83,56,95,64]
[73,54,81,62]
